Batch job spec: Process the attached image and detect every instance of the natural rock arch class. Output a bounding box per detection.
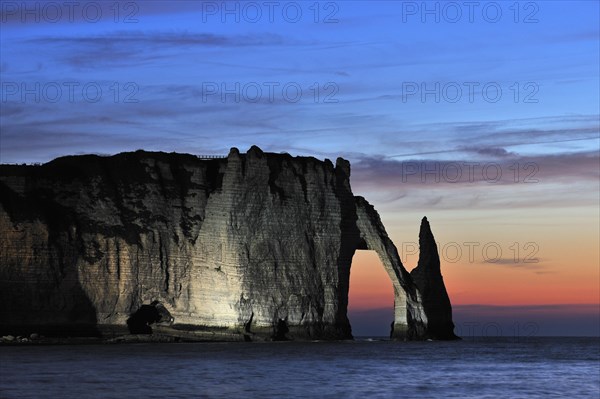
[352,197,427,339]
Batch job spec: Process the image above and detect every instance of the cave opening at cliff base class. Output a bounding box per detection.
[348,250,395,338]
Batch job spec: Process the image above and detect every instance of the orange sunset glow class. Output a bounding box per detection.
[348,204,599,336]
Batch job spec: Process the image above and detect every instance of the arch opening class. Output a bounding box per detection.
[348,250,395,339]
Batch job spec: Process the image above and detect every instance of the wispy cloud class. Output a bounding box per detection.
[348,146,599,210]
[352,151,599,186]
[480,259,549,274]
[28,31,290,47]
[483,258,542,265]
[20,31,292,69]
[459,146,517,158]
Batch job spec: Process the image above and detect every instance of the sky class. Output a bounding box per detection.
[1,0,599,336]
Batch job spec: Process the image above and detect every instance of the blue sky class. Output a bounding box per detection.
[1,1,598,162]
[1,1,599,336]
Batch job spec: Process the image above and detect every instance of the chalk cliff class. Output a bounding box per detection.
[0,146,457,340]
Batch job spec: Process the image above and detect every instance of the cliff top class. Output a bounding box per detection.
[0,146,349,177]
[1,146,345,166]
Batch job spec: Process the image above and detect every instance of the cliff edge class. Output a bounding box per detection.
[0,146,457,341]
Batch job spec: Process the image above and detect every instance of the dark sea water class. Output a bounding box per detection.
[1,337,599,398]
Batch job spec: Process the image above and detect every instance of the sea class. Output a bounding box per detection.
[1,337,599,398]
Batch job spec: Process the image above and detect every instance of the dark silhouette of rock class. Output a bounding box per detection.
[152,300,175,325]
[0,147,457,341]
[272,318,290,341]
[126,301,173,334]
[410,217,459,340]
[127,305,159,334]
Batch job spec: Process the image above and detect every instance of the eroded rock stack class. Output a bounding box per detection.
[410,217,459,340]
[0,146,457,340]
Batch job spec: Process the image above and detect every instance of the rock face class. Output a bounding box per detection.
[0,146,457,340]
[410,217,459,340]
